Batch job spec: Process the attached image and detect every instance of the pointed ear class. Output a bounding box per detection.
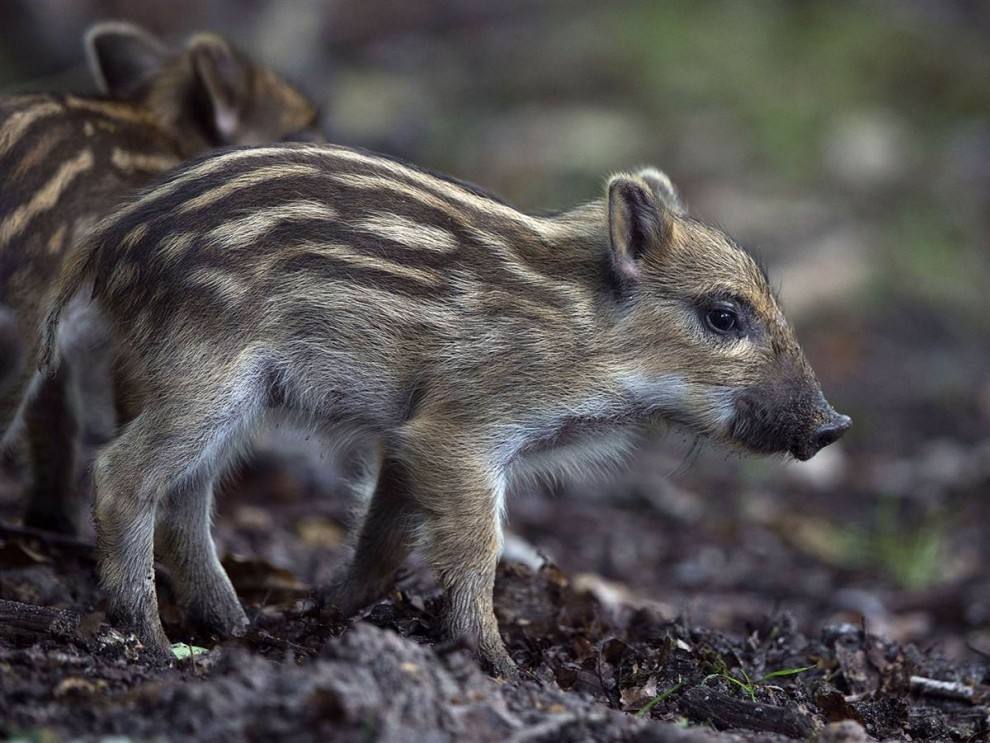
[607,174,672,281]
[635,167,686,216]
[85,21,169,99]
[188,33,251,143]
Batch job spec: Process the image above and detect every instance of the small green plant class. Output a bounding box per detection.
[703,659,814,702]
[636,681,683,718]
[704,667,759,702]
[761,666,815,681]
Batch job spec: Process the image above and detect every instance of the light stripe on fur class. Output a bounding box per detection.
[0,148,94,246]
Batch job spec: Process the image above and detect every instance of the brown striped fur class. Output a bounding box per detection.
[0,22,317,534]
[43,143,849,676]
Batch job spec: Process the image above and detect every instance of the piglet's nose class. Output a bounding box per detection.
[813,413,852,453]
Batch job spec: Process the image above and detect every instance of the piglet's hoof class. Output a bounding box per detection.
[315,578,367,620]
[137,634,176,667]
[107,611,174,666]
[481,644,520,682]
[184,600,249,641]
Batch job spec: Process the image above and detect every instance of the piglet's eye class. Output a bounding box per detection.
[705,307,738,334]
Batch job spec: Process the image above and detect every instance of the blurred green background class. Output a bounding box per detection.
[1,0,987,657]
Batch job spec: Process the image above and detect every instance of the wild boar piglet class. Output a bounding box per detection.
[43,144,850,676]
[0,21,318,533]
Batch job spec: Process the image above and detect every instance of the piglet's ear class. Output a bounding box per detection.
[85,21,169,99]
[635,167,686,216]
[607,174,672,282]
[188,33,251,143]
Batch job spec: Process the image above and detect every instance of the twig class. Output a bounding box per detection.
[679,686,815,738]
[0,598,81,643]
[910,675,988,704]
[0,522,94,554]
[243,628,310,654]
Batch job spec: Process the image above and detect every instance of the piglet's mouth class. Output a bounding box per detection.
[730,391,852,460]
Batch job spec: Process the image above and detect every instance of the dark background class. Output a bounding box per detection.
[2,0,988,662]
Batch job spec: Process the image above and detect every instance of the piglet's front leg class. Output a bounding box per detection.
[406,429,516,679]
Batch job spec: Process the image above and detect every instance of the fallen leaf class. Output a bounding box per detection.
[171,642,209,660]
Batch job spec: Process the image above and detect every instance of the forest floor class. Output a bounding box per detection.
[1,309,989,742]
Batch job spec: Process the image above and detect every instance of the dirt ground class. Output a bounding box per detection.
[1,302,988,742]
[0,519,987,742]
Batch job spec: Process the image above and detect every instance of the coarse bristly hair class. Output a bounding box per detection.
[40,141,848,678]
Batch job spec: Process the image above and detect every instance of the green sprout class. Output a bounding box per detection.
[704,662,814,702]
[762,665,815,681]
[636,681,683,718]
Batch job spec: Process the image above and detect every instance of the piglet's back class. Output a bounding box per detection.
[75,143,596,346]
[0,94,179,292]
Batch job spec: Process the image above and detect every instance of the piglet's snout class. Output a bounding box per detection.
[793,407,852,461]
